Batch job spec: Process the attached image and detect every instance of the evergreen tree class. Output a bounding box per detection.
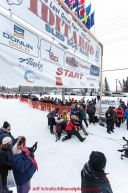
[124,77,128,92]
[122,79,126,92]
[104,77,110,91]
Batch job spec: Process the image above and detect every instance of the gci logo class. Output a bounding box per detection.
[46,46,58,62]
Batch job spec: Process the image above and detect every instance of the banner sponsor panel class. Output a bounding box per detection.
[0,12,100,88]
[0,0,101,66]
[40,38,64,66]
[0,14,39,57]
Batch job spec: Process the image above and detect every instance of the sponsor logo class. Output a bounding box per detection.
[95,46,100,63]
[90,65,99,76]
[69,79,75,86]
[24,70,40,83]
[46,46,58,62]
[3,24,33,53]
[66,57,79,68]
[80,64,90,70]
[14,25,24,39]
[18,58,43,72]
[6,0,23,5]
[80,82,86,87]
[90,83,95,87]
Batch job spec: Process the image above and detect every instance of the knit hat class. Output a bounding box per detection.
[89,151,106,171]
[2,137,12,145]
[3,121,10,129]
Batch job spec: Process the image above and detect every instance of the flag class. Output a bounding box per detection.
[64,0,78,10]
[86,3,91,15]
[86,11,95,29]
[79,4,91,24]
[74,0,85,18]
[80,12,88,23]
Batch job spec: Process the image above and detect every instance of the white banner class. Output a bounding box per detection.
[0,12,100,88]
[0,0,101,66]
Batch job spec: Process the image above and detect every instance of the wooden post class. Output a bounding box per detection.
[99,44,103,123]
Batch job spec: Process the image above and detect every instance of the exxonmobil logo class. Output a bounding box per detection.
[90,65,99,76]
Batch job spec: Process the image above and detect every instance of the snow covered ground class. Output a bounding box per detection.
[0,97,128,193]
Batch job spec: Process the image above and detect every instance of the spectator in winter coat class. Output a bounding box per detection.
[55,116,64,141]
[81,151,113,193]
[116,106,124,127]
[70,105,77,118]
[0,121,15,145]
[87,101,96,125]
[61,110,70,122]
[121,102,126,123]
[97,94,100,103]
[124,108,128,130]
[107,107,116,134]
[62,115,85,142]
[105,106,112,128]
[11,136,38,193]
[77,107,88,135]
[0,137,12,193]
[47,108,59,134]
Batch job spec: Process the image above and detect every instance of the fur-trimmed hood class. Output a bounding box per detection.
[0,127,9,133]
[11,136,26,155]
[55,118,64,123]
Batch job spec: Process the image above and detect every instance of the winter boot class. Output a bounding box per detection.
[82,137,86,142]
[61,137,66,142]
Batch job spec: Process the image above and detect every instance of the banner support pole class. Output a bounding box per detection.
[99,44,103,123]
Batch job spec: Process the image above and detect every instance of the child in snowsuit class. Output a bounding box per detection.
[55,116,64,141]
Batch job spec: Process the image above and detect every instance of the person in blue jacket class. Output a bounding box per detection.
[124,107,128,130]
[70,105,77,118]
[11,136,38,193]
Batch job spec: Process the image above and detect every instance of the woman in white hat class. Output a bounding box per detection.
[0,137,12,193]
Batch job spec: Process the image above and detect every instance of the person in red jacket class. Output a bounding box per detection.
[62,115,86,142]
[116,106,124,127]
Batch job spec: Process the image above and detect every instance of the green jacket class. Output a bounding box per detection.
[77,110,86,120]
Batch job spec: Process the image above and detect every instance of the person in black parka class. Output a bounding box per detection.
[0,121,15,145]
[81,151,113,193]
[0,137,12,193]
[87,101,96,125]
[47,108,59,134]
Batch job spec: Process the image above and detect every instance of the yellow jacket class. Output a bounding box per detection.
[62,114,70,121]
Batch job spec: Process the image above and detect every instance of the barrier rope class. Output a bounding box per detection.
[87,132,124,146]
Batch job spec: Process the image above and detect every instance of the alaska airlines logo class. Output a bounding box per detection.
[46,46,58,62]
[66,57,78,68]
[6,0,23,5]
[14,25,24,39]
[24,70,40,83]
[19,58,43,72]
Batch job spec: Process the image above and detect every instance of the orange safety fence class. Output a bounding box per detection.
[0,96,19,99]
[0,97,87,114]
[18,98,72,114]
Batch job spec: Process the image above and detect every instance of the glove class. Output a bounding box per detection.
[21,146,30,157]
[32,159,38,171]
[31,142,38,153]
